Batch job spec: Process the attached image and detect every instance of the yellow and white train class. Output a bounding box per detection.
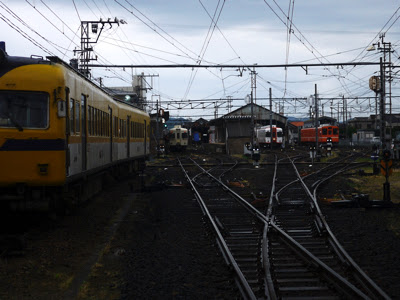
[0,44,150,212]
[168,125,188,151]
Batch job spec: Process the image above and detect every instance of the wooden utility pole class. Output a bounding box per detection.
[269,88,273,146]
[380,57,386,149]
[315,84,319,154]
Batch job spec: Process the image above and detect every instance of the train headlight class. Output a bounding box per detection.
[38,163,49,175]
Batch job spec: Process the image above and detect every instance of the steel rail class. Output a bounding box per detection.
[177,157,257,300]
[262,154,278,300]
[290,158,390,300]
[310,164,391,300]
[269,220,370,299]
[188,158,267,222]
[191,155,371,298]
[267,155,373,298]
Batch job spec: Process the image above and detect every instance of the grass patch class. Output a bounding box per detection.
[348,168,400,203]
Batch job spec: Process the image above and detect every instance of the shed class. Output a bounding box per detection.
[209,103,287,154]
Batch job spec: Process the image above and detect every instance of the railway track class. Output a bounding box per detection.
[178,153,389,299]
[266,155,390,299]
[178,156,268,299]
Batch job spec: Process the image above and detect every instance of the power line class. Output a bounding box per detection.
[183,0,226,100]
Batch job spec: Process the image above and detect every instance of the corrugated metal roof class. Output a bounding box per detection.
[290,121,304,127]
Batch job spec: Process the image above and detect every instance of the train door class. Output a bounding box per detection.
[127,115,131,158]
[65,87,70,176]
[81,94,87,171]
[108,106,113,163]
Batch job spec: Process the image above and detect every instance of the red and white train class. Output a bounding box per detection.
[300,124,339,145]
[256,125,283,148]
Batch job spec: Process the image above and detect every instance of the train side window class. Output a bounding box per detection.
[114,117,119,137]
[98,110,101,136]
[94,109,98,136]
[101,111,104,136]
[97,109,100,136]
[75,100,80,133]
[70,99,75,134]
[105,112,108,136]
[102,111,105,136]
[88,106,92,135]
[105,113,108,137]
[322,128,327,135]
[91,107,94,135]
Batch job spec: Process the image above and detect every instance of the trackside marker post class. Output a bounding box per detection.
[380,150,392,202]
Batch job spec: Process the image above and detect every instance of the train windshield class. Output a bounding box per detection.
[0,91,49,130]
[182,132,188,139]
[265,132,271,137]
[277,131,283,137]
[333,128,338,135]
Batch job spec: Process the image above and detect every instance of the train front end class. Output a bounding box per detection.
[0,48,67,205]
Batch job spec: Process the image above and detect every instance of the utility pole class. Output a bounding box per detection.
[250,70,257,149]
[315,84,319,156]
[375,93,378,130]
[74,18,125,78]
[227,96,233,112]
[379,57,386,149]
[342,95,346,140]
[370,34,392,149]
[269,88,273,148]
[136,74,159,111]
[337,102,340,123]
[156,98,160,158]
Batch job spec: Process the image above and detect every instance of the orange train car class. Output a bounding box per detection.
[300,124,339,145]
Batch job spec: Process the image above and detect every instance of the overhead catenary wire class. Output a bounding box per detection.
[182,0,226,100]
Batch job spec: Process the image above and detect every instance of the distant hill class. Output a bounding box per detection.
[165,117,191,129]
[287,116,308,122]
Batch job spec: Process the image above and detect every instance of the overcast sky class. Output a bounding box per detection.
[1,0,400,120]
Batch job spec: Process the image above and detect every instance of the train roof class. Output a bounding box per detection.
[0,47,51,77]
[170,125,188,131]
[0,44,147,114]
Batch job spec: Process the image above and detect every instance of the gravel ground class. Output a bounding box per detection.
[0,154,399,299]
